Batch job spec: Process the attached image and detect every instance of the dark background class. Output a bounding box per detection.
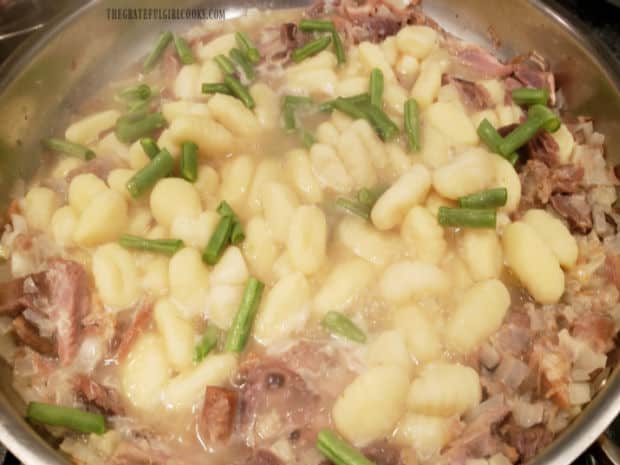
[0,0,619,464]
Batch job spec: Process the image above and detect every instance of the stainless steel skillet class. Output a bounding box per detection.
[0,0,619,464]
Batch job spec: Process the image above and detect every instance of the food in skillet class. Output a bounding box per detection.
[0,1,618,464]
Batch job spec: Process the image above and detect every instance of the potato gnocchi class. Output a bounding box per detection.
[2,4,618,465]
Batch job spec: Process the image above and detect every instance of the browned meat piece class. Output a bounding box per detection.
[530,338,571,408]
[41,259,91,366]
[114,299,154,361]
[604,254,620,289]
[447,41,514,79]
[519,159,553,208]
[239,356,320,446]
[571,311,616,353]
[362,440,403,465]
[12,315,55,357]
[501,424,553,463]
[445,76,493,112]
[550,193,593,234]
[509,51,556,105]
[549,165,584,193]
[197,386,237,445]
[74,374,124,415]
[0,277,28,316]
[247,450,284,465]
[440,396,514,465]
[528,131,560,167]
[66,155,125,182]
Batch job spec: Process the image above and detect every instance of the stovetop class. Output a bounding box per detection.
[0,1,619,464]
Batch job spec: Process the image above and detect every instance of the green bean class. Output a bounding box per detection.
[235,31,261,64]
[214,54,236,75]
[336,198,370,220]
[223,75,256,109]
[231,222,245,245]
[332,31,346,65]
[126,99,152,120]
[357,186,386,208]
[229,47,255,80]
[283,95,314,108]
[369,68,384,108]
[140,137,160,159]
[528,104,561,132]
[298,19,336,32]
[27,402,106,435]
[202,215,234,265]
[217,201,245,245]
[126,149,175,198]
[404,98,420,152]
[511,87,549,106]
[283,105,297,131]
[321,311,366,343]
[115,112,166,144]
[224,277,265,353]
[194,325,220,363]
[437,207,497,229]
[498,116,545,156]
[330,98,367,120]
[173,34,195,65]
[458,188,508,209]
[144,31,173,72]
[476,119,519,165]
[42,138,95,161]
[118,234,183,255]
[118,83,151,101]
[316,429,376,465]
[180,141,198,182]
[358,103,400,141]
[202,83,233,95]
[291,36,332,63]
[301,130,316,149]
[282,96,312,131]
[319,93,370,112]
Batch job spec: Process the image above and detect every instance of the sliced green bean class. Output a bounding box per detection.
[225,277,265,353]
[203,215,234,265]
[438,207,496,229]
[316,429,376,465]
[235,31,261,63]
[321,311,366,343]
[115,112,166,144]
[231,222,245,245]
[404,98,420,152]
[126,149,174,198]
[458,188,508,209]
[301,130,316,149]
[126,99,152,120]
[498,116,545,156]
[319,93,370,112]
[336,198,370,220]
[214,54,236,75]
[140,137,160,159]
[27,402,106,435]
[476,119,519,165]
[118,83,151,101]
[194,325,220,363]
[173,34,194,65]
[291,36,332,63]
[331,98,367,120]
[144,31,173,72]
[42,138,95,161]
[180,141,198,182]
[332,31,346,65]
[283,105,297,131]
[369,68,384,108]
[298,19,336,32]
[357,186,386,208]
[528,104,561,132]
[119,235,183,255]
[202,83,233,95]
[511,87,549,106]
[223,75,256,109]
[229,47,255,81]
[283,95,313,108]
[358,103,399,141]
